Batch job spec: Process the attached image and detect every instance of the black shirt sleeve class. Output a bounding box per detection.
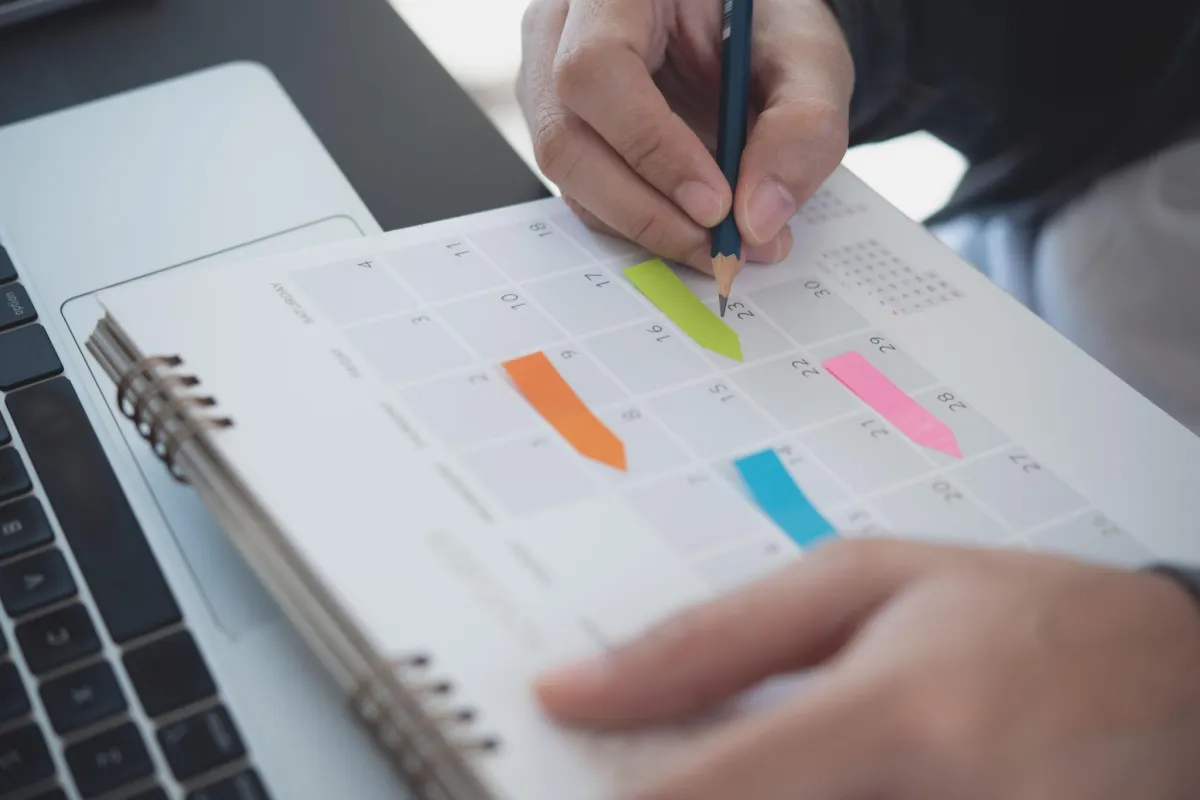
[821,1,1200,221]
[1151,565,1200,612]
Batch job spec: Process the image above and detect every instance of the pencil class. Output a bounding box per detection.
[711,0,753,317]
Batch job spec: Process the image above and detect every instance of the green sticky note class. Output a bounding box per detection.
[624,259,743,362]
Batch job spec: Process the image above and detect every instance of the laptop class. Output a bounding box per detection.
[0,0,108,28]
[0,61,423,799]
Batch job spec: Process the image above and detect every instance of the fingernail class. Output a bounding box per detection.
[746,178,797,243]
[675,181,727,228]
[537,655,611,691]
[744,224,793,263]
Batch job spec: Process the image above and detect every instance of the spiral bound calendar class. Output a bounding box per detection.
[84,165,1200,800]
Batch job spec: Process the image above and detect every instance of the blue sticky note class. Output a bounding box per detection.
[734,449,836,548]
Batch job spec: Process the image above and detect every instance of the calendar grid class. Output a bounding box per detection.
[283,202,1149,589]
[384,219,728,499]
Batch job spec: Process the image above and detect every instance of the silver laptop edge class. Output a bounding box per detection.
[1,62,412,799]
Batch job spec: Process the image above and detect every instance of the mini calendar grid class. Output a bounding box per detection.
[819,238,965,316]
[284,195,1152,592]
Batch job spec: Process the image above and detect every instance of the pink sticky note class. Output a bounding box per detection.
[824,351,963,459]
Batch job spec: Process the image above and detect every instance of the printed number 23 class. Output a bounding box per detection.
[727,301,754,320]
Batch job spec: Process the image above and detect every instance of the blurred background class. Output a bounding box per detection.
[391,0,968,222]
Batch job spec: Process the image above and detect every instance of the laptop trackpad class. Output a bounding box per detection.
[62,215,365,639]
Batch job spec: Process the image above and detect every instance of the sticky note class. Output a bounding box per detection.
[502,352,627,471]
[823,351,963,458]
[734,449,836,548]
[623,259,743,361]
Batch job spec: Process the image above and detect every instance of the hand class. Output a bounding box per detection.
[517,0,853,274]
[534,539,1200,799]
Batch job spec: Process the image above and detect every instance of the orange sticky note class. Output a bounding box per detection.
[502,352,627,471]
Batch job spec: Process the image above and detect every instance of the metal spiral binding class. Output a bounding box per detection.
[349,653,501,799]
[114,354,234,483]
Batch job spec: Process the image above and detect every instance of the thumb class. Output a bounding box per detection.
[735,2,855,246]
[534,539,952,729]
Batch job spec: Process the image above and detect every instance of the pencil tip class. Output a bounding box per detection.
[718,294,728,317]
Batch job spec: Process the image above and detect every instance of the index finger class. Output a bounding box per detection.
[534,539,965,728]
[628,673,906,800]
[553,0,731,229]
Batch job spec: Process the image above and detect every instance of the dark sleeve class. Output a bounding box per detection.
[821,1,1200,164]
[1150,565,1200,611]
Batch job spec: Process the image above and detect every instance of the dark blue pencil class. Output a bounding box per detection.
[711,0,753,317]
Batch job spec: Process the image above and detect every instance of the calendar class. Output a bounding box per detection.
[274,176,1151,600]
[91,163,1200,800]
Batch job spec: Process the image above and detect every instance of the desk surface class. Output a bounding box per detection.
[0,0,550,231]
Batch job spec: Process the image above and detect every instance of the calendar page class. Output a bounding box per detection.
[93,166,1200,800]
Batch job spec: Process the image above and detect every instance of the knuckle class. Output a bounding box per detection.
[552,39,610,104]
[906,677,993,764]
[521,0,569,44]
[623,210,699,263]
[531,112,579,183]
[620,125,670,176]
[795,98,850,164]
[761,96,849,171]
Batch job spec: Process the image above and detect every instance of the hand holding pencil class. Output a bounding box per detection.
[516,0,854,280]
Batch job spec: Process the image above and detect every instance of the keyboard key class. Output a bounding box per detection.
[0,283,37,331]
[0,446,32,503]
[189,770,271,800]
[7,378,182,642]
[0,325,63,391]
[124,631,216,717]
[0,247,15,284]
[0,414,9,445]
[0,548,76,617]
[0,625,6,658]
[41,661,127,735]
[128,788,168,800]
[0,661,31,723]
[0,723,54,795]
[0,497,54,560]
[158,705,246,781]
[16,603,100,675]
[29,788,69,800]
[66,722,154,798]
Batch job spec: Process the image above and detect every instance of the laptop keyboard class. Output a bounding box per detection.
[0,245,269,799]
